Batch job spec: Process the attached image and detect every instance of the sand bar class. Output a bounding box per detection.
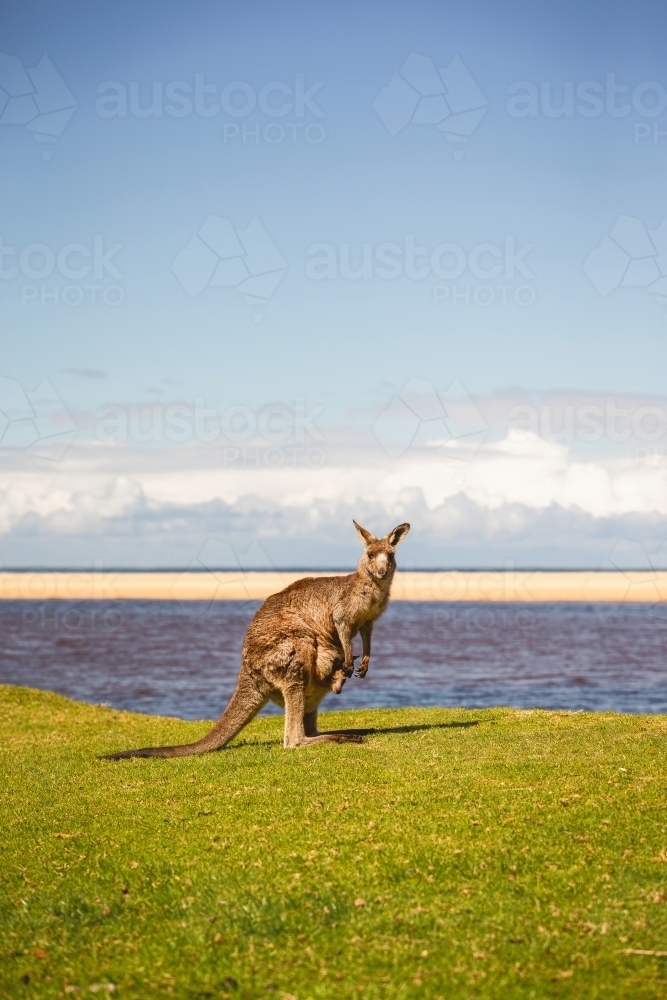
[0,570,666,603]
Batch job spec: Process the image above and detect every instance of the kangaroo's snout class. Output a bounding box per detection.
[374,553,389,577]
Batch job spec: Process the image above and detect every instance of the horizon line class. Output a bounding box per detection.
[0,566,659,574]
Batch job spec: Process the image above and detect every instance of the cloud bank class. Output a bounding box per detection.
[2,388,667,568]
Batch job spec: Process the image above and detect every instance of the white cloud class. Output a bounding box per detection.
[1,429,666,551]
[118,431,667,521]
[2,386,667,566]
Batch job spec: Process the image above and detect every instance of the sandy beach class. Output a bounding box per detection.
[0,569,665,603]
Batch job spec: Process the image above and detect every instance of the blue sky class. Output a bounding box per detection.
[2,0,667,567]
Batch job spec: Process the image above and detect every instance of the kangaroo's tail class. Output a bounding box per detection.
[99,678,267,760]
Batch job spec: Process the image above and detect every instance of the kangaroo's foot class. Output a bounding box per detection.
[320,727,374,738]
[287,732,365,747]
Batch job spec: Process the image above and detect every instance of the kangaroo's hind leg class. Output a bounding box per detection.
[303,708,320,737]
[303,705,373,740]
[284,684,364,747]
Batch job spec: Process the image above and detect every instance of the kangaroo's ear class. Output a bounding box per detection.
[387,522,410,547]
[353,520,376,546]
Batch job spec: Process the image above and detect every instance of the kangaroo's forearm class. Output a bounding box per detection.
[361,622,372,658]
[357,622,372,677]
[333,619,354,674]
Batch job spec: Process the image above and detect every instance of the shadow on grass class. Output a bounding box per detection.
[361,720,480,735]
[234,719,480,748]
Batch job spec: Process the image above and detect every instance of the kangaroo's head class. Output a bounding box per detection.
[353,520,410,583]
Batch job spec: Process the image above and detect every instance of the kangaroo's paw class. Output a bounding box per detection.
[339,655,358,681]
[355,656,370,678]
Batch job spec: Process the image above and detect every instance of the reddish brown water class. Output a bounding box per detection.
[1,600,666,718]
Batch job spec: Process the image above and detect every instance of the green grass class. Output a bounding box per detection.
[1,686,667,999]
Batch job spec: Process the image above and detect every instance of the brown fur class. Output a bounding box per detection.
[101,520,409,759]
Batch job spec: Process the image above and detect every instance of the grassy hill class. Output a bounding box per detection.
[1,685,666,998]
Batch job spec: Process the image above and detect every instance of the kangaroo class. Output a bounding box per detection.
[101,520,409,759]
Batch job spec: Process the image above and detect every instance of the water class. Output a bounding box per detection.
[1,600,666,718]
